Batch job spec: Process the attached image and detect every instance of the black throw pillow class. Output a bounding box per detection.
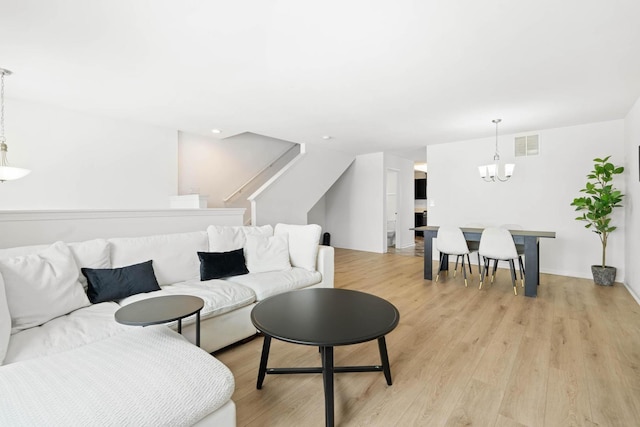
[82,260,161,304]
[198,249,249,280]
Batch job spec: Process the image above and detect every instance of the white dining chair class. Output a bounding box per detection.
[464,223,485,274]
[478,227,520,295]
[500,224,525,287]
[436,226,472,287]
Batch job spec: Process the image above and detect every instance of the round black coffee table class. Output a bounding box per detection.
[115,295,204,347]
[251,288,400,427]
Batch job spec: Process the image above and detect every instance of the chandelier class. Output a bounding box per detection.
[478,119,514,182]
[0,68,30,183]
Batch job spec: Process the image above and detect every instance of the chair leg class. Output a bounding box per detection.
[509,259,518,295]
[466,254,473,277]
[518,256,525,287]
[454,255,460,278]
[491,259,498,283]
[461,255,468,287]
[477,253,482,278]
[479,257,490,289]
[436,252,445,282]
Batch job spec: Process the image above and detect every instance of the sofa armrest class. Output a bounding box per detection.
[315,245,334,288]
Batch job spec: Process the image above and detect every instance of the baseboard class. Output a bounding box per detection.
[395,243,415,249]
[623,282,640,306]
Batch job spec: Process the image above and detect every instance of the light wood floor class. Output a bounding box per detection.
[215,248,640,426]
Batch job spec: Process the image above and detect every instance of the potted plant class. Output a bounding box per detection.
[570,156,624,285]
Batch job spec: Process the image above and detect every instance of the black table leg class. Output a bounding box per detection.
[424,231,434,280]
[195,310,201,347]
[257,335,272,389]
[377,336,393,385]
[321,346,334,427]
[523,236,540,297]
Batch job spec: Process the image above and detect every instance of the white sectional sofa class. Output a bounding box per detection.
[0,223,334,426]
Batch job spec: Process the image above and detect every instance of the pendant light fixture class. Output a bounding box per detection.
[478,119,514,182]
[0,68,30,183]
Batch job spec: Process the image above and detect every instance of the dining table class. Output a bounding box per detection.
[416,225,556,297]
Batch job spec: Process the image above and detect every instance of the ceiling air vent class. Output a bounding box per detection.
[515,135,539,157]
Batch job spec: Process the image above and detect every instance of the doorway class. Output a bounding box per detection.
[386,169,399,251]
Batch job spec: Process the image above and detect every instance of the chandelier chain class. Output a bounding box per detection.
[493,118,501,160]
[0,71,5,142]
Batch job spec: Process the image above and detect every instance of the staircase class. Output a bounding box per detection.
[223,144,300,224]
[249,143,355,226]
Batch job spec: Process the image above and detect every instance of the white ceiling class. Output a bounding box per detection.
[1,0,639,159]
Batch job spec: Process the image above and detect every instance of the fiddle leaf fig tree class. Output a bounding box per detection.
[571,156,624,268]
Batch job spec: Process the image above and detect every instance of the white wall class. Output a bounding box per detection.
[0,98,177,210]
[178,131,297,210]
[427,120,626,280]
[0,209,244,248]
[308,196,326,229]
[250,144,354,226]
[325,152,385,252]
[385,154,415,249]
[321,152,414,253]
[624,97,640,302]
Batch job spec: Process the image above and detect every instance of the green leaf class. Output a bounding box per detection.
[572,155,623,244]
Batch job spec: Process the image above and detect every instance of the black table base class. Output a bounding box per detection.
[256,335,393,427]
[176,311,201,347]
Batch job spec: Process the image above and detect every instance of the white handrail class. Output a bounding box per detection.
[223,145,299,203]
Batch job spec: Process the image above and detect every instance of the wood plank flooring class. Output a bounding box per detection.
[215,248,640,426]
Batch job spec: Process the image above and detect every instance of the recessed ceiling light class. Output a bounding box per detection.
[322,135,332,140]
[211,129,221,134]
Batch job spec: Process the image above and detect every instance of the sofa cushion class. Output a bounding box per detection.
[0,240,111,292]
[225,267,322,301]
[198,249,249,280]
[119,278,256,323]
[82,260,161,304]
[109,231,207,286]
[0,326,235,426]
[274,223,322,271]
[0,274,10,365]
[68,239,111,290]
[244,234,291,273]
[207,225,273,252]
[0,242,90,334]
[2,302,128,365]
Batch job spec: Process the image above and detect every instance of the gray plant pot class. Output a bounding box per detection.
[591,265,616,286]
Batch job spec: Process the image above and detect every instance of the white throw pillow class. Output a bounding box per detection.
[244,234,291,273]
[69,239,111,290]
[207,225,273,252]
[0,242,90,334]
[109,232,207,287]
[0,274,10,365]
[274,224,322,271]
